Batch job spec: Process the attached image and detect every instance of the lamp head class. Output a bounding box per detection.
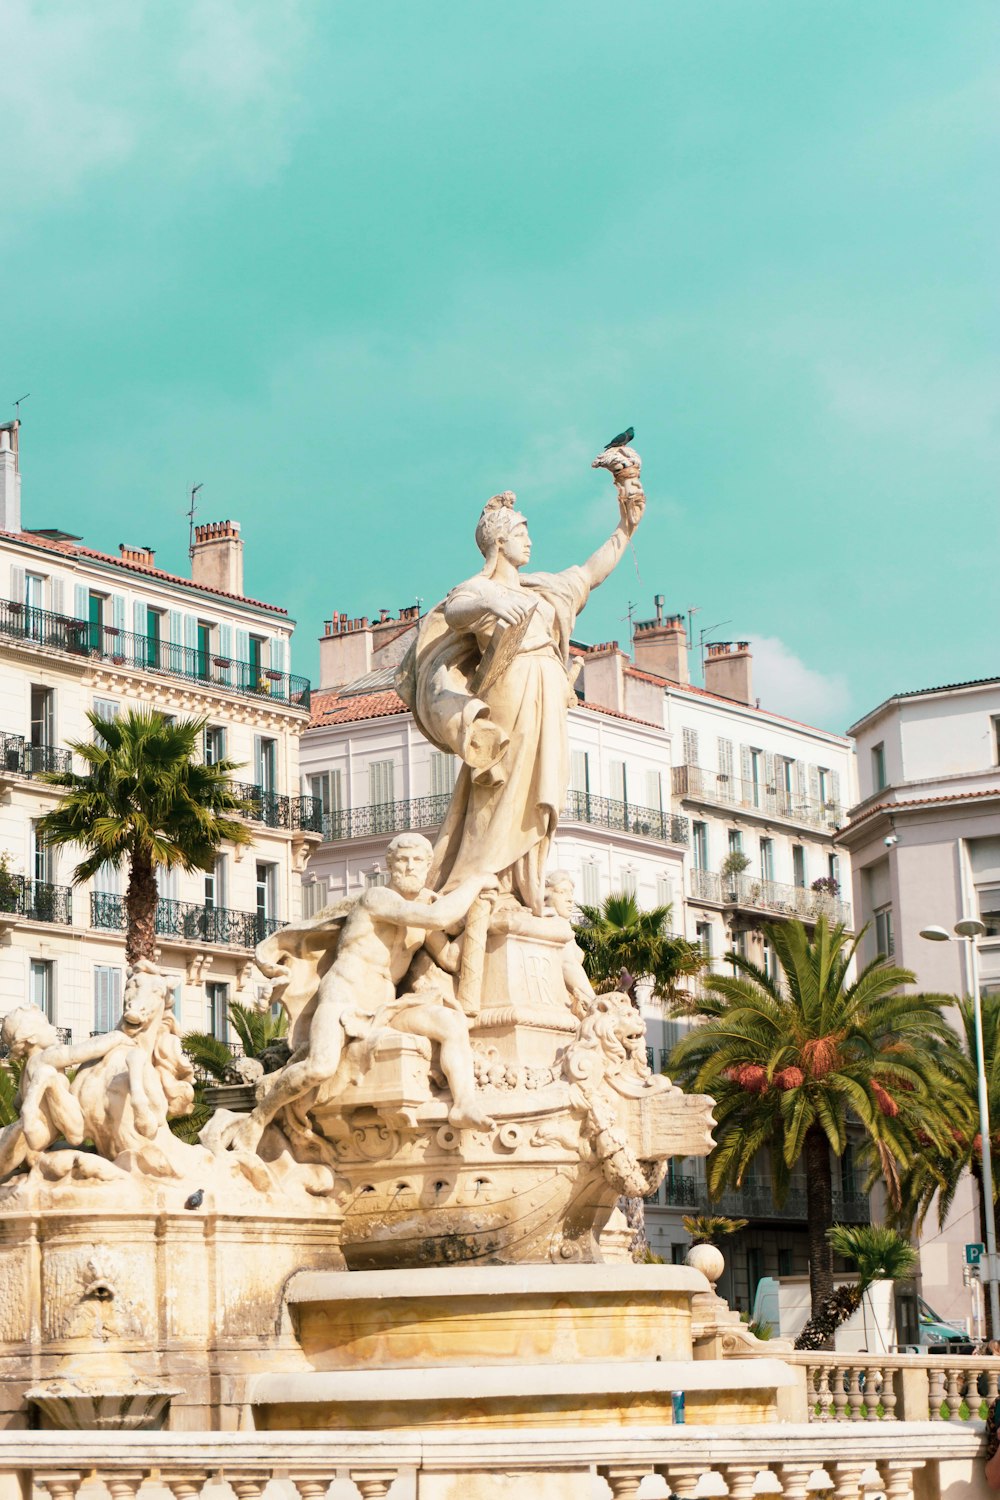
[955,917,987,940]
[919,926,951,943]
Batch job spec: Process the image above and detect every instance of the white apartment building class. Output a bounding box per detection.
[840,675,1000,1326]
[300,597,857,1303]
[0,420,318,1044]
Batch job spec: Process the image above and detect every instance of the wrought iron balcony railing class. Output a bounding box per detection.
[229,783,323,834]
[0,731,72,777]
[672,764,842,832]
[645,1171,702,1208]
[0,598,310,710]
[689,868,852,926]
[0,875,73,925]
[717,1182,870,1224]
[322,794,453,843]
[91,891,281,950]
[563,790,690,845]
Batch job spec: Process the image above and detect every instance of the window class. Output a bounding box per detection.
[792,845,806,889]
[779,757,794,801]
[828,852,840,887]
[255,736,277,793]
[777,1248,794,1277]
[696,920,713,957]
[248,635,264,682]
[671,1243,688,1266]
[581,862,600,905]
[621,868,637,898]
[204,725,226,765]
[25,573,45,640]
[29,959,53,1019]
[728,829,743,855]
[206,981,229,1041]
[732,929,749,964]
[692,821,708,871]
[307,772,330,813]
[569,750,590,794]
[31,820,53,884]
[302,877,330,917]
[609,759,627,805]
[760,837,775,883]
[365,870,390,888]
[93,965,122,1034]
[205,855,227,911]
[429,750,457,799]
[717,737,734,783]
[88,592,104,652]
[93,697,118,723]
[978,886,1000,938]
[146,606,162,668]
[256,862,276,925]
[763,940,777,981]
[872,742,887,792]
[30,685,53,748]
[749,748,763,805]
[874,905,895,958]
[197,621,212,679]
[817,767,830,804]
[369,760,396,831]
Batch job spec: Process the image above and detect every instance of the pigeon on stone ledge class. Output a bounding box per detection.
[184,1188,205,1210]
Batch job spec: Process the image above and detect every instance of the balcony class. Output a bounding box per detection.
[0,731,72,777]
[0,875,73,925]
[672,764,841,832]
[91,892,281,950]
[645,1171,703,1208]
[322,793,453,843]
[230,782,324,834]
[563,790,689,846]
[0,599,311,710]
[717,1182,870,1224]
[689,869,852,926]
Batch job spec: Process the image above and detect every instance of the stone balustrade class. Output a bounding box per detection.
[786,1351,1000,1424]
[0,1422,984,1500]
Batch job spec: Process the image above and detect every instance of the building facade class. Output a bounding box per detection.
[299,598,858,1306]
[840,675,1000,1326]
[0,420,318,1044]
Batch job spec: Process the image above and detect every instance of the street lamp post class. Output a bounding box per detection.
[920,916,1000,1335]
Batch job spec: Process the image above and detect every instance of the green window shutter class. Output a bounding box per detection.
[111,594,125,634]
[133,601,145,637]
[184,614,198,652]
[717,738,734,780]
[50,577,64,616]
[74,584,89,622]
[10,565,24,604]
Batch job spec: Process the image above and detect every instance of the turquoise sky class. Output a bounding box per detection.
[3,2,997,730]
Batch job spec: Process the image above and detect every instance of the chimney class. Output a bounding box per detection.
[191,520,243,596]
[119,543,156,568]
[0,422,21,533]
[319,611,374,690]
[581,641,627,713]
[633,596,688,684]
[703,641,753,705]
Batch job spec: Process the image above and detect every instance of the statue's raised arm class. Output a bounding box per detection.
[397,441,645,916]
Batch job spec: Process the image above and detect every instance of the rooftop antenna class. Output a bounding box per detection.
[12,394,29,420]
[187,483,203,563]
[699,618,732,673]
[686,605,700,650]
[620,600,638,646]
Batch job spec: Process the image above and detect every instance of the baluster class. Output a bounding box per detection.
[722,1465,760,1499]
[928,1365,945,1420]
[162,1477,210,1500]
[846,1367,865,1421]
[862,1364,882,1421]
[780,1464,814,1500]
[350,1473,398,1500]
[833,1464,865,1500]
[882,1463,922,1500]
[599,1469,652,1500]
[831,1365,849,1422]
[291,1481,330,1500]
[660,1465,707,1499]
[814,1364,833,1422]
[879,1365,897,1421]
[944,1367,963,1422]
[35,1476,83,1500]
[105,1476,145,1500]
[227,1479,267,1500]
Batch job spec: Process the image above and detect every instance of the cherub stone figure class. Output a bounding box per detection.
[225,832,497,1153]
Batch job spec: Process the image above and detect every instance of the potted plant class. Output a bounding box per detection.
[213,656,231,668]
[719,849,751,901]
[811,875,840,905]
[681,1213,749,1286]
[0,853,21,915]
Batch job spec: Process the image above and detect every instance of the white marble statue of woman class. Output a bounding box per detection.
[397,444,644,916]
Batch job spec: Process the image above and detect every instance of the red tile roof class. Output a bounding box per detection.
[840,786,1000,836]
[310,688,410,726]
[578,699,664,729]
[0,530,288,616]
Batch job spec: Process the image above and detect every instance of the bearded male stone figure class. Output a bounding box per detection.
[225,833,497,1153]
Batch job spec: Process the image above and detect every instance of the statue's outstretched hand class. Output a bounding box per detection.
[480,582,533,626]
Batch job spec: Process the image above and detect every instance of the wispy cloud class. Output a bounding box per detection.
[748,634,850,730]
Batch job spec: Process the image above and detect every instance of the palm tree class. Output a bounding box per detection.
[574,891,705,1005]
[37,709,251,962]
[182,1000,289,1083]
[794,1223,918,1350]
[667,917,963,1332]
[893,992,996,1241]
